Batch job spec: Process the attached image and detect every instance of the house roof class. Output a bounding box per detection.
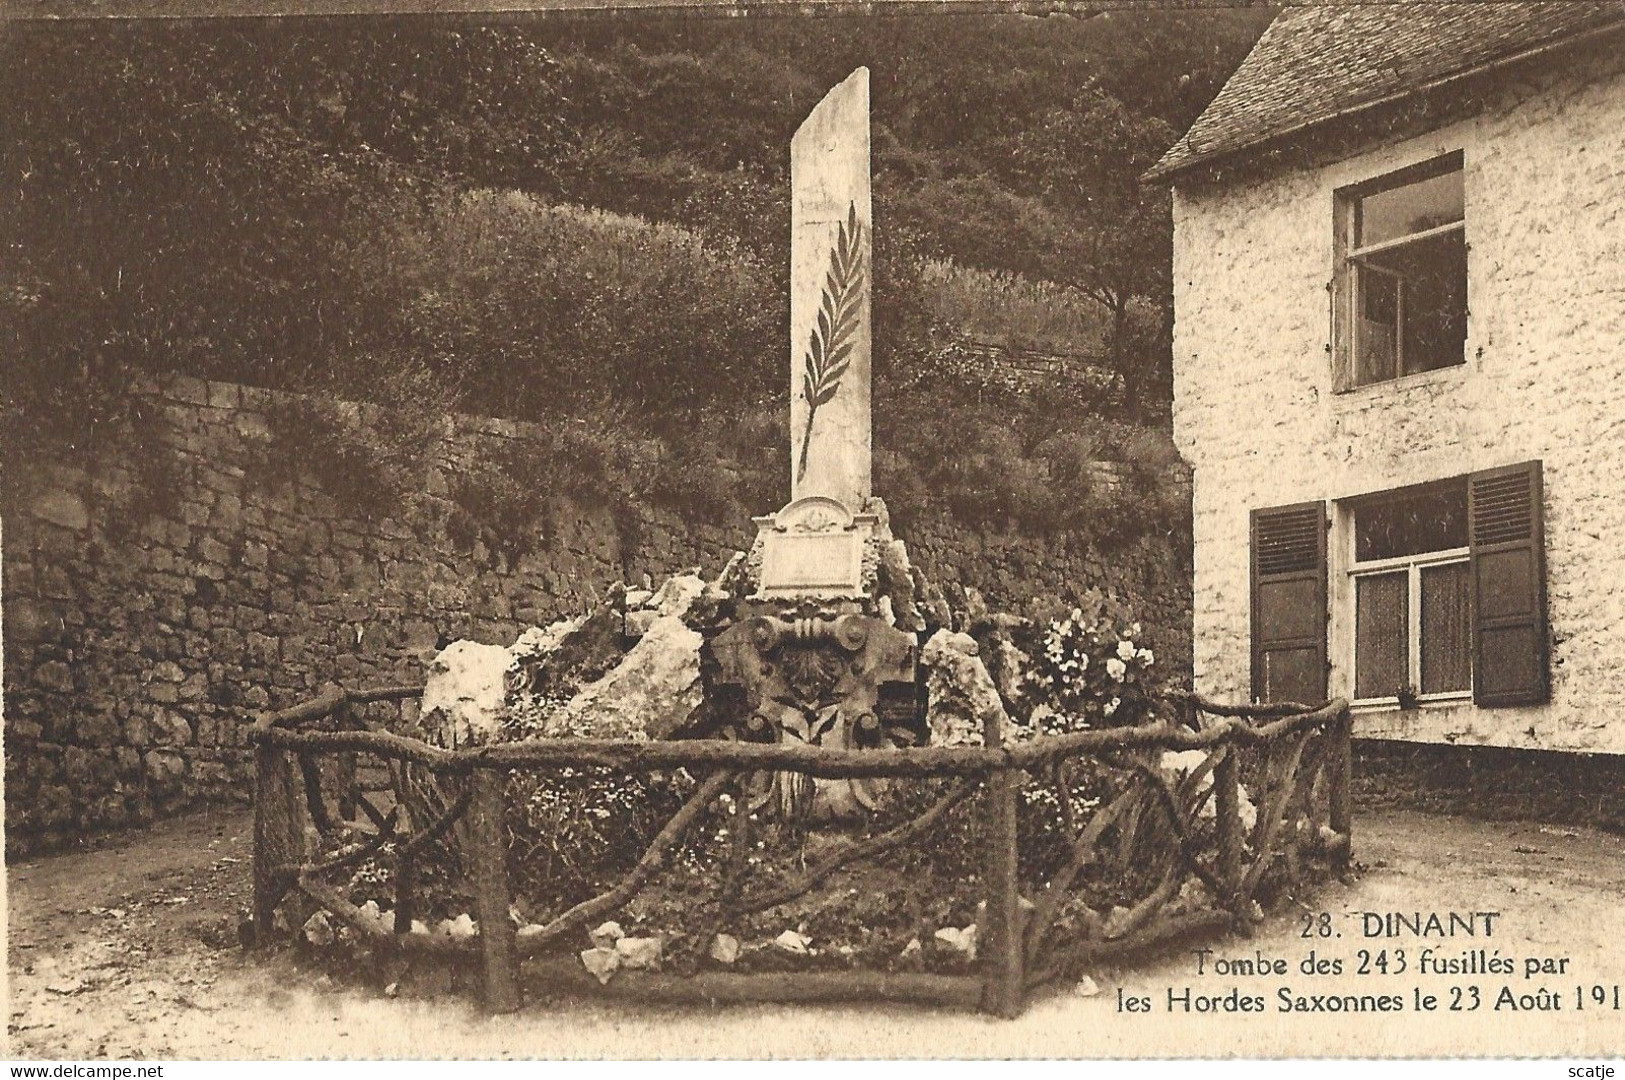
[1146,2,1625,184]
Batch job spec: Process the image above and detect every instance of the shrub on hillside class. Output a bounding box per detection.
[917,258,1108,356]
[362,191,781,420]
[875,398,1187,544]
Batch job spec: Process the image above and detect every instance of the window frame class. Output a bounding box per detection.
[1347,546,1472,707]
[1338,474,1475,709]
[1332,150,1467,392]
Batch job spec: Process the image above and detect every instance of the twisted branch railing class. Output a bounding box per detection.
[249,686,1352,1017]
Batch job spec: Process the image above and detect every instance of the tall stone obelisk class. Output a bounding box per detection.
[789,67,872,514]
[717,67,921,824]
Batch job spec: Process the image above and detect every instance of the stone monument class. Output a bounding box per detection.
[790,66,871,513]
[752,67,879,601]
[421,68,1003,825]
[708,68,927,821]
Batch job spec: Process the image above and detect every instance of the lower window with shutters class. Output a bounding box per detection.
[1333,461,1547,709]
[1346,479,1472,705]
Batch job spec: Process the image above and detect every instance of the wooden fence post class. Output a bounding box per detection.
[468,767,522,1014]
[388,761,419,937]
[1326,705,1354,869]
[1214,744,1243,907]
[253,738,305,945]
[392,854,418,939]
[979,710,1023,1019]
[330,699,359,823]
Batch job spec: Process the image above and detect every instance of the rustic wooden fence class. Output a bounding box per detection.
[249,688,1351,1017]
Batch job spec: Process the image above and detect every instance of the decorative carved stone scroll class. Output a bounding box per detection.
[708,612,920,820]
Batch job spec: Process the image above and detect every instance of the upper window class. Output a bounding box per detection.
[1336,153,1467,389]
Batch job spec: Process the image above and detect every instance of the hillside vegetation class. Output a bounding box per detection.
[1,12,1271,541]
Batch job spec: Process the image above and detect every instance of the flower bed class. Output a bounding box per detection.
[249,682,1352,1016]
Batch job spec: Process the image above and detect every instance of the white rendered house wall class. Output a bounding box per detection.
[1170,59,1625,754]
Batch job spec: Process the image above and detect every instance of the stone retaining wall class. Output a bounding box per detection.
[1,374,1192,856]
[1352,740,1625,834]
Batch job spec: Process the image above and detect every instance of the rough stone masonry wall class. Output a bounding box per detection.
[2,375,1191,857]
[1170,55,1625,755]
[1351,740,1625,834]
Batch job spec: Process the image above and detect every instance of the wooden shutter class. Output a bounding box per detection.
[1250,502,1328,705]
[1469,461,1548,706]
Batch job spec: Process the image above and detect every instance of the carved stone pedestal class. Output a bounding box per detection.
[708,611,921,821]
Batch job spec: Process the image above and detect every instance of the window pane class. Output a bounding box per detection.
[1358,166,1464,247]
[1354,482,1469,561]
[1355,572,1408,699]
[1363,229,1468,375]
[1355,266,1399,385]
[1420,561,1472,694]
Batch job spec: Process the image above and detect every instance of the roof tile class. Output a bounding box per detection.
[1148,2,1625,182]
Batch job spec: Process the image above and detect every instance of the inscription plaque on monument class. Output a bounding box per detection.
[760,533,860,593]
[755,496,874,597]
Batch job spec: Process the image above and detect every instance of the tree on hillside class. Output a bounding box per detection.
[880,90,1176,418]
[1006,92,1179,420]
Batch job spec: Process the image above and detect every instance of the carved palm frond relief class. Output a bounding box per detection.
[796,201,866,483]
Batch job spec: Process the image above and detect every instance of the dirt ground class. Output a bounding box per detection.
[6,806,1624,1059]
